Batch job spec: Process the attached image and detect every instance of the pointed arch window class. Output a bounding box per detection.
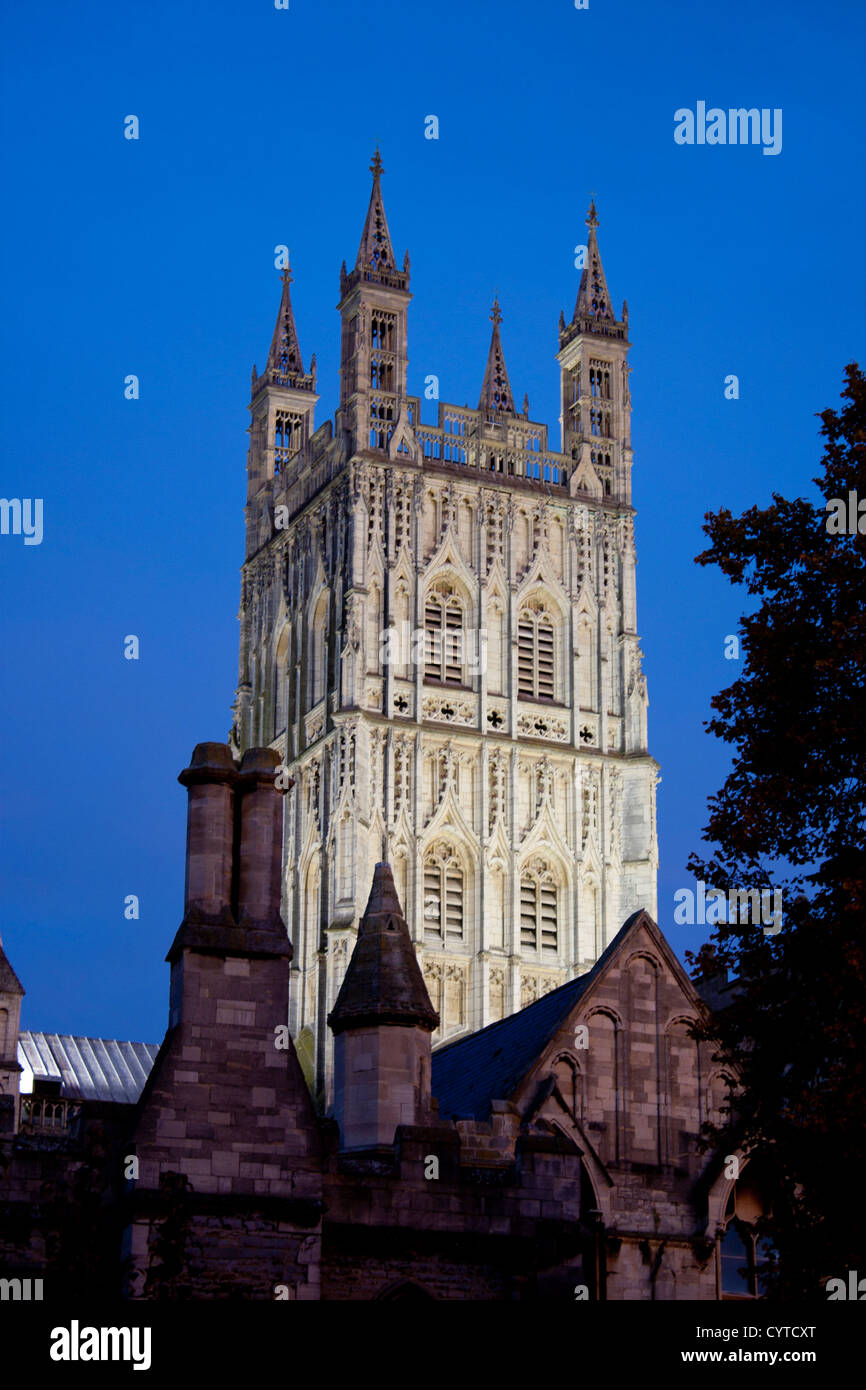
[274,411,303,471]
[424,585,465,685]
[309,599,328,706]
[423,845,464,941]
[520,860,558,953]
[273,630,289,738]
[518,601,556,701]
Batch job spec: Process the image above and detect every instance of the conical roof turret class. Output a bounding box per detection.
[328,864,438,1035]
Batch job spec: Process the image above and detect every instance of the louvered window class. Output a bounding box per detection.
[520,870,558,953]
[423,853,464,940]
[518,610,555,700]
[425,593,463,683]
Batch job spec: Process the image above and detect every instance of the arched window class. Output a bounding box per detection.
[424,583,464,685]
[720,1223,754,1297]
[309,599,328,706]
[423,844,464,941]
[720,1164,777,1298]
[273,630,289,738]
[520,859,558,953]
[518,600,556,700]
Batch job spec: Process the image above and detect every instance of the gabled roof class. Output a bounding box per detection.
[18,1032,159,1104]
[432,910,694,1121]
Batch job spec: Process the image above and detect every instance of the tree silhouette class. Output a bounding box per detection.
[686,363,866,1297]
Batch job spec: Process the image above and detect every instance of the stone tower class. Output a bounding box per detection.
[232,152,659,1102]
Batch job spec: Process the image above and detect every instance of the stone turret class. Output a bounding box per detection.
[328,863,438,1151]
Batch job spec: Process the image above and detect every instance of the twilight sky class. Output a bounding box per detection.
[1,0,863,1042]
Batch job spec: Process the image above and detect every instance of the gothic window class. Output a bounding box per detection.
[0,1008,8,1056]
[520,862,558,953]
[720,1164,776,1298]
[590,367,600,398]
[602,370,611,399]
[369,399,394,450]
[273,630,289,738]
[424,586,464,685]
[517,601,556,701]
[309,598,327,706]
[274,410,303,469]
[371,314,395,350]
[423,845,464,941]
[590,409,601,437]
[370,358,393,391]
[721,1224,760,1298]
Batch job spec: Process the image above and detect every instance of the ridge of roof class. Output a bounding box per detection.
[431,910,653,1121]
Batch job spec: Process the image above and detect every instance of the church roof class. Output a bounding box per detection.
[431,912,648,1120]
[17,1031,159,1105]
[328,863,439,1035]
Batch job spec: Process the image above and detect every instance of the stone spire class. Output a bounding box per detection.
[265,263,307,383]
[478,298,516,418]
[571,200,616,330]
[328,864,438,1035]
[348,148,407,290]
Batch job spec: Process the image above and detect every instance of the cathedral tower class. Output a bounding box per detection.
[232,156,658,1102]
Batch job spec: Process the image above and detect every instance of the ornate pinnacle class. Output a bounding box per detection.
[490,297,502,326]
[370,147,384,178]
[586,198,599,230]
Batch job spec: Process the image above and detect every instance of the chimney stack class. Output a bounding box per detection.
[177,742,238,927]
[167,742,291,1027]
[237,747,284,931]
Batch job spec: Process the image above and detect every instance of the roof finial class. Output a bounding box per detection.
[370,147,384,178]
[490,296,502,326]
[586,196,599,230]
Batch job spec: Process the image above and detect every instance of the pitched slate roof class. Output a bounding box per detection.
[17,1032,159,1104]
[432,912,646,1121]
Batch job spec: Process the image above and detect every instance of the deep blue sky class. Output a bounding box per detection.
[1,0,863,1043]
